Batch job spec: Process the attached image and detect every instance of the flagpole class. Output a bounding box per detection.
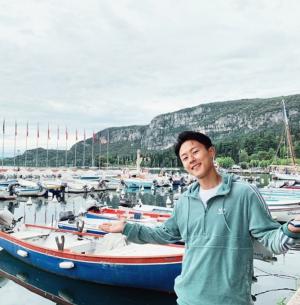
[35,123,39,167]
[82,129,86,167]
[56,126,59,168]
[13,120,17,168]
[46,123,50,167]
[2,119,5,168]
[106,129,109,170]
[74,129,78,167]
[25,122,28,167]
[92,131,95,167]
[99,135,101,170]
[65,127,68,167]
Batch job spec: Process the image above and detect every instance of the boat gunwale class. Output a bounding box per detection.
[0,224,184,264]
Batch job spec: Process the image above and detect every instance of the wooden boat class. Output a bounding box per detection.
[86,205,172,222]
[58,214,159,235]
[268,205,300,223]
[0,249,177,305]
[0,212,183,292]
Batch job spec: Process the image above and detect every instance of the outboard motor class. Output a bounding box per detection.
[0,210,14,229]
[59,211,75,222]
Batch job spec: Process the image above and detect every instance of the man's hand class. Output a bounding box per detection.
[288,216,300,233]
[99,220,126,233]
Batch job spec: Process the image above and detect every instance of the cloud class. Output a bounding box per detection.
[0,0,299,155]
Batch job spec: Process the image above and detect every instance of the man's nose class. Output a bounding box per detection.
[189,155,196,164]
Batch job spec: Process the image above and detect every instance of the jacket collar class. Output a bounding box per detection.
[183,173,234,199]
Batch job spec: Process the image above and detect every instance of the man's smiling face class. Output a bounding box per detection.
[179,140,215,179]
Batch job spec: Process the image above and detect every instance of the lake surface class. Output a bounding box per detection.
[0,187,299,305]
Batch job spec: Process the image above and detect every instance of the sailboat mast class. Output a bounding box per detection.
[35,123,39,167]
[282,99,296,166]
[2,119,5,168]
[25,122,28,167]
[13,121,17,168]
[106,130,109,170]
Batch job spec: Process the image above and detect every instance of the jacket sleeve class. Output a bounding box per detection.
[122,204,182,244]
[247,185,299,254]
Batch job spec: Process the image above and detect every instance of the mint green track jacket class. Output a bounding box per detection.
[123,174,299,305]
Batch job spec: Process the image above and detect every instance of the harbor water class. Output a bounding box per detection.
[0,187,299,305]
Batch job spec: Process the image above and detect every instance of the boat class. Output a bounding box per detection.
[62,179,90,193]
[273,172,300,183]
[13,185,47,197]
[86,205,172,222]
[0,249,177,305]
[270,99,300,181]
[268,205,300,223]
[57,215,159,235]
[0,189,17,201]
[121,177,154,189]
[12,179,47,197]
[0,211,183,292]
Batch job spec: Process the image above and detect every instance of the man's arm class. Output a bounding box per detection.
[100,206,182,245]
[247,185,300,254]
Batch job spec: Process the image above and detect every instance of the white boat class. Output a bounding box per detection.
[122,178,154,189]
[272,172,300,183]
[58,214,159,235]
[63,179,90,193]
[13,180,47,197]
[269,205,300,222]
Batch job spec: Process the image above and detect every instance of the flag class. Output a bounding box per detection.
[47,124,50,140]
[65,127,68,140]
[57,126,60,140]
[15,121,17,136]
[26,122,29,137]
[37,123,39,138]
[75,129,78,141]
[2,119,5,134]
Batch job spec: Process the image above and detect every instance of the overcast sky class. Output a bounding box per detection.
[1,0,300,155]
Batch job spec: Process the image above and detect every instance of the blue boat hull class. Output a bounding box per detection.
[0,236,181,292]
[0,249,177,305]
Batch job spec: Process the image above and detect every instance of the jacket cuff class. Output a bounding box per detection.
[282,223,300,239]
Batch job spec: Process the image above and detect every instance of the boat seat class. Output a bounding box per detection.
[93,233,128,254]
[68,239,96,254]
[11,230,51,240]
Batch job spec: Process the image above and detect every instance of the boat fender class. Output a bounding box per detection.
[59,261,75,269]
[17,249,28,257]
[55,235,65,251]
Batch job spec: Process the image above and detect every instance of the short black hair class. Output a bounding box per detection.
[174,131,213,158]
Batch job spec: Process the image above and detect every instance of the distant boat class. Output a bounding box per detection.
[122,177,154,189]
[0,189,17,201]
[272,172,300,183]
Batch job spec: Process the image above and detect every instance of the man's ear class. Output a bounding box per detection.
[208,146,216,159]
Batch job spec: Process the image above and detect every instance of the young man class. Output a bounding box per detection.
[100,131,300,305]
